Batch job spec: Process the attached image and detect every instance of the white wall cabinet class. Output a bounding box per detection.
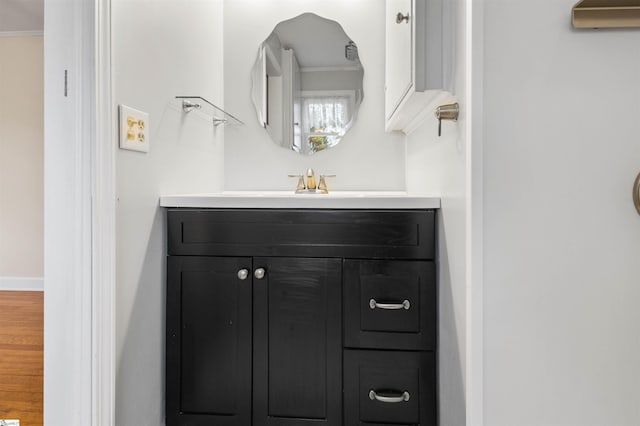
[385,0,446,134]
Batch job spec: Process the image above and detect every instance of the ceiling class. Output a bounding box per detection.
[273,13,359,69]
[0,0,44,32]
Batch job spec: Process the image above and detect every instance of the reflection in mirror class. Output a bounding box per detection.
[251,13,364,155]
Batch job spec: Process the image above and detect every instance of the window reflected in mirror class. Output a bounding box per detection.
[300,94,351,154]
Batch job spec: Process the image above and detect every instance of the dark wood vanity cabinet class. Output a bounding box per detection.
[166,209,437,426]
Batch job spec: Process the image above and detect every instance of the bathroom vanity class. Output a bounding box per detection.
[161,193,440,426]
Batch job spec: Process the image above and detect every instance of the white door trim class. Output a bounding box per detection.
[43,0,93,415]
[93,0,115,423]
[44,0,115,423]
[467,0,484,425]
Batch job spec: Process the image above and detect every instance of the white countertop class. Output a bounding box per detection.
[159,191,441,209]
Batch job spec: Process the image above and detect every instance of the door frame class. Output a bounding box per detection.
[467,0,484,425]
[43,0,114,424]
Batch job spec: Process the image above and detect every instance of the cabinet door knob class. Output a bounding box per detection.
[254,268,266,280]
[396,12,410,24]
[369,389,410,403]
[237,269,249,280]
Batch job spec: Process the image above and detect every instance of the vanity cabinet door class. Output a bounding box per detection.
[253,257,342,426]
[384,0,446,133]
[166,256,252,426]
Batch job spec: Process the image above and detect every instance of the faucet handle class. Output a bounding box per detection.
[318,174,336,193]
[288,174,306,192]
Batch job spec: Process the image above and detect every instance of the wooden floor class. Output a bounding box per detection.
[0,291,43,426]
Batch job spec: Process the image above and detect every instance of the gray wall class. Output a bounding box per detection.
[483,0,640,424]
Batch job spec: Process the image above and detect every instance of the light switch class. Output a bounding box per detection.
[119,105,149,152]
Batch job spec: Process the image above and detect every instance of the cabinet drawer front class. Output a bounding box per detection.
[167,209,435,259]
[344,260,436,350]
[344,350,436,426]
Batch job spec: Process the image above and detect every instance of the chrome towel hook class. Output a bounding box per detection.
[434,102,459,137]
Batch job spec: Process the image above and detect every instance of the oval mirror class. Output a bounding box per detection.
[251,13,364,155]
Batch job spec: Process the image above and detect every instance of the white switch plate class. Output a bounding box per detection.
[119,105,150,152]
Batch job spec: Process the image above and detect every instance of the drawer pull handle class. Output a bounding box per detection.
[254,268,266,280]
[369,298,410,310]
[369,389,410,403]
[237,269,249,280]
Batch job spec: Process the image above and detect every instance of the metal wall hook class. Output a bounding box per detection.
[633,171,640,215]
[573,0,640,29]
[434,102,459,136]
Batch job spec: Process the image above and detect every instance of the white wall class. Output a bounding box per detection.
[483,1,640,425]
[112,1,224,424]
[0,36,43,279]
[223,0,405,191]
[404,1,467,425]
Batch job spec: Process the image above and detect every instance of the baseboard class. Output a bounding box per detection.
[0,277,44,291]
[0,31,44,38]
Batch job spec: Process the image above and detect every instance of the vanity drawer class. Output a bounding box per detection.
[344,350,436,426]
[344,260,436,350]
[167,209,435,259]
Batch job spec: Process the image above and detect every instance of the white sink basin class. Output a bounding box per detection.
[160,191,440,209]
